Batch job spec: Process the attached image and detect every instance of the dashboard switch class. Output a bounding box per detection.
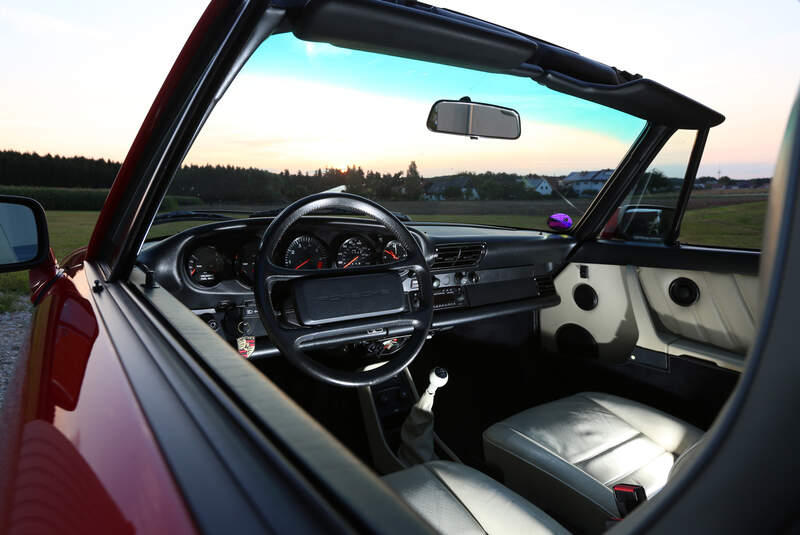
[237,321,253,335]
[432,276,441,288]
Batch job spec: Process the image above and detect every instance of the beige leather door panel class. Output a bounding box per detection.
[540,263,756,372]
[540,263,638,363]
[637,267,757,356]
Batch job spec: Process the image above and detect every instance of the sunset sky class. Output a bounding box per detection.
[1,1,798,179]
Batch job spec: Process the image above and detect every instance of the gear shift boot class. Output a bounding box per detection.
[397,367,448,466]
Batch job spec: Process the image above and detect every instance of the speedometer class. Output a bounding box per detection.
[336,236,374,268]
[284,235,328,270]
[186,245,224,287]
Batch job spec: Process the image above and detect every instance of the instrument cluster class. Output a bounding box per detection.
[183,231,408,288]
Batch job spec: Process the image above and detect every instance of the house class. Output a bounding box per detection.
[562,169,614,195]
[424,176,479,200]
[521,177,552,196]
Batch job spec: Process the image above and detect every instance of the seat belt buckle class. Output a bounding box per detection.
[613,484,647,517]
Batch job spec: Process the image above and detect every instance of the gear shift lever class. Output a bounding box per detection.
[398,368,448,466]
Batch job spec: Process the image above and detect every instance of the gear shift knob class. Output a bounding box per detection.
[428,367,449,392]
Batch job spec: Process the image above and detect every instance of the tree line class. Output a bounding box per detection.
[1,149,566,202]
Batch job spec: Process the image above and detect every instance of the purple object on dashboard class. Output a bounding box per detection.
[547,213,573,231]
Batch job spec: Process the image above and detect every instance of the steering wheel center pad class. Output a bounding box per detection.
[294,272,406,325]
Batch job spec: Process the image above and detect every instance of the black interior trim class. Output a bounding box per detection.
[87,263,346,534]
[293,0,537,75]
[666,128,709,245]
[539,72,724,129]
[432,295,559,329]
[572,240,760,275]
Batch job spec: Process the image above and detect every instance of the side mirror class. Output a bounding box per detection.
[0,196,49,273]
[616,205,675,240]
[547,213,573,231]
[427,99,521,139]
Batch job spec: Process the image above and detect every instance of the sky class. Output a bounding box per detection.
[0,1,798,179]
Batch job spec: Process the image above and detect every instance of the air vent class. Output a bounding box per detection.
[535,275,556,297]
[432,243,486,269]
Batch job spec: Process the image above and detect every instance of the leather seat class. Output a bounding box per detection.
[383,460,569,534]
[483,392,702,533]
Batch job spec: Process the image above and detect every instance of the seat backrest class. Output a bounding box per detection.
[615,89,800,534]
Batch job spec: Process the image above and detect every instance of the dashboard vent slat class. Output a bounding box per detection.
[433,243,486,269]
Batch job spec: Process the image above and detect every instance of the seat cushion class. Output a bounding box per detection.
[382,461,569,535]
[483,392,702,532]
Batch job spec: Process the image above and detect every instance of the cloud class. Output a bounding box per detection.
[0,4,109,41]
[1,0,795,179]
[0,1,207,162]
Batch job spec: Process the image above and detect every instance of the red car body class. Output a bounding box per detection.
[0,2,232,532]
[0,256,197,534]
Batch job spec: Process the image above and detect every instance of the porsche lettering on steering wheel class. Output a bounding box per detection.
[254,193,434,387]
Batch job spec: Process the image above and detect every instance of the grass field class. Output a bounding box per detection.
[0,211,99,311]
[680,201,766,250]
[410,200,768,250]
[0,198,768,312]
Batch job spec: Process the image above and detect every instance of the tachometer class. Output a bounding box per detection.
[284,235,328,270]
[186,245,224,286]
[381,240,408,264]
[234,240,259,285]
[336,236,374,268]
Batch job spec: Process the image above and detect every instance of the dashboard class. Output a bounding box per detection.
[138,216,575,359]
[182,226,411,289]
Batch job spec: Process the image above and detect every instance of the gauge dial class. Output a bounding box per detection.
[284,235,328,270]
[381,240,408,264]
[336,236,374,268]
[186,245,224,286]
[234,241,259,285]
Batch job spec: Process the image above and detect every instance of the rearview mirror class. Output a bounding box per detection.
[427,99,521,139]
[0,196,49,273]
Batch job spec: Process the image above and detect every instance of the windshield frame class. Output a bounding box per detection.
[95,1,717,283]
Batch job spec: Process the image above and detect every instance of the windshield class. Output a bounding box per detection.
[158,32,645,234]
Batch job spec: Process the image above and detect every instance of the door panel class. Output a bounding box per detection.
[540,262,755,372]
[540,263,638,363]
[637,267,758,356]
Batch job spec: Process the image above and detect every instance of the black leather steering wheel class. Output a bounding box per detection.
[254,193,434,387]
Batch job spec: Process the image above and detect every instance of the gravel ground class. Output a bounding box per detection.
[0,296,32,410]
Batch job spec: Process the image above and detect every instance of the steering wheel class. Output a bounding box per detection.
[254,193,434,387]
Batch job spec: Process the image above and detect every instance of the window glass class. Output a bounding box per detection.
[600,130,696,242]
[678,172,768,250]
[147,32,646,240]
